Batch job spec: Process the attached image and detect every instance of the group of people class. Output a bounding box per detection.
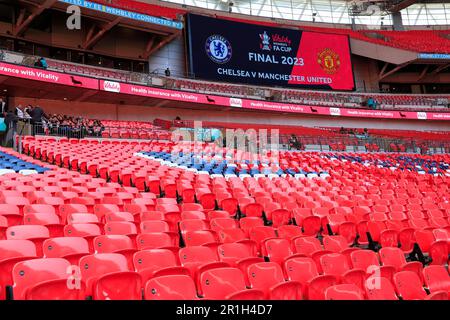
[288,134,302,150]
[43,113,105,138]
[339,127,369,138]
[2,102,105,138]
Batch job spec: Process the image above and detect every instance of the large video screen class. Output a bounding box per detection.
[186,14,355,91]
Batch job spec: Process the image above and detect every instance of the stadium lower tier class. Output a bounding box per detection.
[0,137,448,300]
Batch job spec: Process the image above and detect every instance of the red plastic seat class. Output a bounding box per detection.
[133,249,189,284]
[378,247,424,280]
[200,267,264,299]
[394,271,448,300]
[0,204,22,226]
[93,235,136,269]
[209,218,237,232]
[248,226,277,255]
[43,237,90,264]
[264,238,295,265]
[239,217,264,236]
[63,223,102,252]
[292,236,323,256]
[325,284,364,300]
[79,253,142,300]
[0,239,37,300]
[183,230,216,247]
[6,225,49,256]
[247,262,302,299]
[23,212,64,237]
[365,276,398,300]
[145,275,198,300]
[12,258,85,300]
[423,265,450,294]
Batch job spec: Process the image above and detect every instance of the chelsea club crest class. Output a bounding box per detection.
[205,35,232,64]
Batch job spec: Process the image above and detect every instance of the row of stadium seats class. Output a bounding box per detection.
[0,136,448,300]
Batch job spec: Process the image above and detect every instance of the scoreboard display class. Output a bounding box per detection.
[186,14,355,91]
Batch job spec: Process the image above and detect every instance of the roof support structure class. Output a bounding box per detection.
[379,61,411,80]
[14,0,58,36]
[83,17,123,50]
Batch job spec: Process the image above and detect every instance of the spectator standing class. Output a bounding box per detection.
[0,97,7,115]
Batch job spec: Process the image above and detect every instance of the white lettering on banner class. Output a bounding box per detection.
[0,66,59,82]
[0,65,20,75]
[346,110,395,118]
[249,102,304,113]
[217,67,333,84]
[128,86,199,102]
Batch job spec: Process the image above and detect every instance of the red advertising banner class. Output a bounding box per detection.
[99,80,450,121]
[0,63,447,122]
[0,62,99,89]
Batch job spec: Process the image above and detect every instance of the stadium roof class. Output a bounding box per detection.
[157,0,450,26]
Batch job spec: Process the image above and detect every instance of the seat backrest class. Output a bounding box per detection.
[393,271,427,300]
[264,238,292,264]
[320,253,350,277]
[140,220,170,233]
[179,246,217,267]
[378,247,406,269]
[200,267,247,299]
[322,235,348,252]
[414,229,435,252]
[12,258,71,300]
[133,249,177,272]
[365,276,398,300]
[276,225,303,240]
[23,204,56,215]
[325,284,364,300]
[79,253,129,286]
[284,257,319,283]
[292,236,322,256]
[209,218,237,232]
[43,237,89,258]
[217,243,254,263]
[67,213,99,224]
[0,239,37,261]
[350,250,380,272]
[104,221,137,236]
[24,212,60,225]
[247,262,284,294]
[6,225,50,240]
[104,212,134,223]
[93,235,134,253]
[178,219,208,234]
[183,230,215,246]
[64,223,101,237]
[248,226,277,243]
[145,275,197,300]
[136,233,173,250]
[422,265,450,294]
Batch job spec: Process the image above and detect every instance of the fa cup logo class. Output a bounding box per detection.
[260,31,271,51]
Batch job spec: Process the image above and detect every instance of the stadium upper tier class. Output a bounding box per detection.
[88,1,450,53]
[2,51,449,113]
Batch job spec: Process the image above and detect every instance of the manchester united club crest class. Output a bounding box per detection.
[317,48,340,74]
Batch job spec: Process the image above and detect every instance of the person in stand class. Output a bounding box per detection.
[363,128,369,138]
[3,109,16,147]
[34,57,48,69]
[165,67,171,77]
[0,97,7,115]
[289,134,301,150]
[28,105,45,135]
